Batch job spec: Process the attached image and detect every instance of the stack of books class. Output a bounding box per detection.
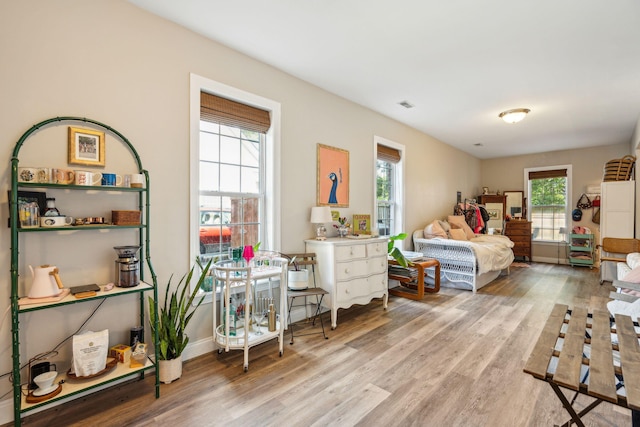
[388,265,418,279]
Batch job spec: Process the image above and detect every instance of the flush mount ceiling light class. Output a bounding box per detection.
[498,108,531,124]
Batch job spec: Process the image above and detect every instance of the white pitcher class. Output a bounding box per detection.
[28,265,62,298]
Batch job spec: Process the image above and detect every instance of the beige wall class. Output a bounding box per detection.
[481,143,632,261]
[0,0,481,411]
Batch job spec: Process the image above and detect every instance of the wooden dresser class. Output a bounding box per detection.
[305,237,388,329]
[504,220,532,261]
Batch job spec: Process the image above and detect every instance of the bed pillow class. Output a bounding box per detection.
[627,252,640,270]
[424,220,448,239]
[449,228,467,241]
[448,215,475,240]
[438,220,451,233]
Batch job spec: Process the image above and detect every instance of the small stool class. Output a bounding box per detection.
[287,287,329,343]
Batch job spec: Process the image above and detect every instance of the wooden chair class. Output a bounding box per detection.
[597,237,640,285]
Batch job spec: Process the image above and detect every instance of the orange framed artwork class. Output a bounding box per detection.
[317,144,349,207]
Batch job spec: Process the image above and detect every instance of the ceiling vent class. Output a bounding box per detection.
[398,100,414,109]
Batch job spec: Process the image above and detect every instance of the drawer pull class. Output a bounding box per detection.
[344,268,350,274]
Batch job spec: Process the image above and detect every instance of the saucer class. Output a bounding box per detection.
[33,384,58,396]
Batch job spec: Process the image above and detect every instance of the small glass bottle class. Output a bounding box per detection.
[44,197,60,217]
[222,298,237,336]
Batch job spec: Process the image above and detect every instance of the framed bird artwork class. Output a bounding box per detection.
[317,143,349,207]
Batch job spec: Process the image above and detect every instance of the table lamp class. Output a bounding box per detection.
[310,206,333,240]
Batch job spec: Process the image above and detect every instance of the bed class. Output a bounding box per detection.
[412,230,514,292]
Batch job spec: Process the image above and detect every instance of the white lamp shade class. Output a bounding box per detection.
[310,206,332,223]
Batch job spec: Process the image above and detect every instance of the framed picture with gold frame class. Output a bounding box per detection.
[353,214,371,234]
[68,127,105,167]
[317,144,349,207]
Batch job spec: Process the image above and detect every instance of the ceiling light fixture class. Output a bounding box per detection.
[498,108,530,124]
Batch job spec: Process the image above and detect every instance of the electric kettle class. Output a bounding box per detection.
[28,265,64,298]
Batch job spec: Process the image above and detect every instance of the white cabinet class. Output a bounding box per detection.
[600,180,635,283]
[305,238,388,329]
[601,181,635,241]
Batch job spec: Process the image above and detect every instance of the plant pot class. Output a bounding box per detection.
[288,270,309,290]
[158,355,182,384]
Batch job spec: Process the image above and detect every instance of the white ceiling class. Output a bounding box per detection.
[129,0,640,159]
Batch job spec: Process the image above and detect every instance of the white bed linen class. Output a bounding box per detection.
[468,235,515,274]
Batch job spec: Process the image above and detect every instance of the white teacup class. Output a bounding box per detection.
[75,170,102,186]
[18,167,38,183]
[40,216,74,227]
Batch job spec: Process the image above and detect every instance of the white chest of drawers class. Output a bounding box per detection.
[305,237,388,329]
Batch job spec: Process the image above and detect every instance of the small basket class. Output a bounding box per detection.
[603,155,635,182]
[112,210,141,225]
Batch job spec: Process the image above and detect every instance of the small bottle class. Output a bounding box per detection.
[44,198,60,217]
[222,298,237,336]
[268,304,276,332]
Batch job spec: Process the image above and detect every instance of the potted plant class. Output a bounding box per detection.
[148,258,213,384]
[388,232,409,267]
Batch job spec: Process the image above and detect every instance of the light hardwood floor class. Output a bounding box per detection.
[17,263,632,426]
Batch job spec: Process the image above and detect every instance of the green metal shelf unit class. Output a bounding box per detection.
[569,233,595,268]
[9,117,159,425]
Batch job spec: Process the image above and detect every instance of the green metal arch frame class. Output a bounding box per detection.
[9,116,159,425]
[11,116,143,170]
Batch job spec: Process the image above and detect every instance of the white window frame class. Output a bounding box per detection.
[524,164,572,244]
[373,135,405,248]
[190,73,281,302]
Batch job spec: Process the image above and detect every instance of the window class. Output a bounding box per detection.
[374,137,404,238]
[525,165,572,242]
[198,121,263,258]
[190,74,281,295]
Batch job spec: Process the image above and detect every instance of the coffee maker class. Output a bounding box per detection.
[114,246,140,287]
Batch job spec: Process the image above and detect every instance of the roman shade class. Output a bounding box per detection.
[200,91,271,133]
[528,169,567,180]
[377,144,401,164]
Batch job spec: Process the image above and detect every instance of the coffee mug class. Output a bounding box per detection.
[52,168,75,185]
[40,216,74,227]
[75,171,102,186]
[128,173,145,188]
[36,167,52,183]
[18,167,38,183]
[102,173,123,186]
